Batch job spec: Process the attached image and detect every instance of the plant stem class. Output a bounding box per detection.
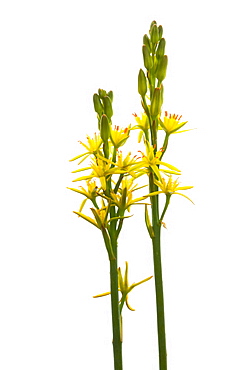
[149,173,167,370]
[109,246,123,370]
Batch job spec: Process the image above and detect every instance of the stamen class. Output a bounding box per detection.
[132,113,137,117]
[165,111,168,117]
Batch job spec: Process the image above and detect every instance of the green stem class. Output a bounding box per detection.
[149,173,167,370]
[159,195,171,225]
[110,254,123,370]
[105,176,123,369]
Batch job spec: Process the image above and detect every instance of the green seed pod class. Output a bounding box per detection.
[102,96,113,120]
[93,93,104,116]
[158,25,163,39]
[98,88,107,98]
[138,69,147,97]
[156,38,166,59]
[100,114,110,142]
[107,90,113,102]
[142,45,153,70]
[143,34,151,51]
[150,24,159,44]
[150,87,162,117]
[156,55,168,82]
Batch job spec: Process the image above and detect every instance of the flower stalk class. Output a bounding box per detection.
[68,20,193,370]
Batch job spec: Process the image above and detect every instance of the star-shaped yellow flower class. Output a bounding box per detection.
[153,175,194,203]
[110,125,130,148]
[72,157,126,189]
[93,261,152,312]
[131,112,150,142]
[69,133,102,164]
[130,141,181,180]
[159,111,189,134]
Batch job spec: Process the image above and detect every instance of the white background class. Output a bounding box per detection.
[1,0,246,369]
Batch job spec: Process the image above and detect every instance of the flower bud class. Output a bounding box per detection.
[143,34,151,51]
[98,88,107,98]
[156,38,166,59]
[102,96,113,120]
[156,55,168,82]
[150,24,159,44]
[160,83,164,106]
[138,69,147,97]
[100,114,110,142]
[142,45,153,70]
[149,20,157,31]
[158,25,163,39]
[150,87,162,117]
[107,90,113,102]
[93,93,104,116]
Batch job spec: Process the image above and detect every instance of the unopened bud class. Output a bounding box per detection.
[98,88,107,98]
[150,24,159,44]
[100,114,110,142]
[149,20,157,32]
[142,45,153,70]
[102,96,113,120]
[107,90,114,102]
[93,93,104,116]
[138,69,147,97]
[160,83,164,106]
[143,34,151,51]
[156,38,166,59]
[156,55,168,82]
[150,87,162,117]
[158,25,163,39]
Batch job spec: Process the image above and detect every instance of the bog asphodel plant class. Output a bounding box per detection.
[68,20,194,370]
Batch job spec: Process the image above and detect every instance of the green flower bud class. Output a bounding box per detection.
[156,38,166,59]
[107,90,114,102]
[142,45,153,70]
[98,88,107,98]
[102,96,113,120]
[93,93,104,116]
[143,34,151,51]
[160,83,164,106]
[138,69,147,97]
[100,114,110,142]
[150,24,159,44]
[158,25,163,39]
[149,20,157,32]
[150,87,162,117]
[156,55,168,82]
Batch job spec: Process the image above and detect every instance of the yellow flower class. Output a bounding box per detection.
[110,125,130,148]
[93,261,152,312]
[159,111,188,134]
[154,175,194,203]
[72,157,125,189]
[109,177,149,212]
[69,133,102,163]
[130,141,181,180]
[114,151,140,177]
[67,180,98,199]
[132,112,150,142]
